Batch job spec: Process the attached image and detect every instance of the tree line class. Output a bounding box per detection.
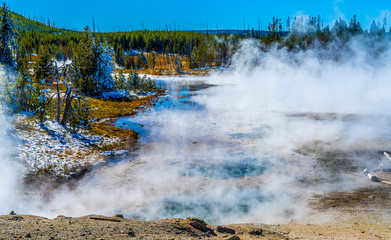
[11,8,391,72]
[1,3,391,130]
[1,4,160,132]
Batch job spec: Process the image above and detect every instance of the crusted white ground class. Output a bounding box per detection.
[13,115,119,177]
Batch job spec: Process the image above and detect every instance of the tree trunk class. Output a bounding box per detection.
[56,67,62,122]
[61,88,73,126]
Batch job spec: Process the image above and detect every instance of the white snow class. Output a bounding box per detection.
[13,116,120,177]
[54,59,72,68]
[102,90,138,99]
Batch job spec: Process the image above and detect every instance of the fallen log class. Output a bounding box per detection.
[383,152,391,162]
[89,216,122,222]
[363,168,391,185]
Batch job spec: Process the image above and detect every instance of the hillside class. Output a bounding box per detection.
[10,11,75,34]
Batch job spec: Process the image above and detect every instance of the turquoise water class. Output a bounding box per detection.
[111,77,289,224]
[116,79,207,143]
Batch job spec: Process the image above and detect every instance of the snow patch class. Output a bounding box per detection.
[13,117,119,177]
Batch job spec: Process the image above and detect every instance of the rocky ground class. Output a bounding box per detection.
[1,208,390,239]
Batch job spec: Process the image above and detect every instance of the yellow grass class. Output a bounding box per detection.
[89,94,162,119]
[116,53,213,76]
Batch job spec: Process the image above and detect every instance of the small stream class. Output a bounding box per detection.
[116,79,210,143]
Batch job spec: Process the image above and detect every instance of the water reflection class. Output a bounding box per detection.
[116,78,212,142]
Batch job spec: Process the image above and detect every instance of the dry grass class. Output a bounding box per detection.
[46,80,69,92]
[116,53,213,76]
[89,94,161,120]
[89,122,138,151]
[87,92,164,151]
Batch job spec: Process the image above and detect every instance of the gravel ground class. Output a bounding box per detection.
[1,211,390,240]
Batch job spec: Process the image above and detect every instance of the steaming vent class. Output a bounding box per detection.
[181,157,274,179]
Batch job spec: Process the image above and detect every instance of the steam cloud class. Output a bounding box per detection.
[2,36,391,224]
[0,68,20,214]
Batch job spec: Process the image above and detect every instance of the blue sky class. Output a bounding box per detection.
[5,0,391,32]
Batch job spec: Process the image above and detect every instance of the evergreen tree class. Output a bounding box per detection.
[189,46,199,69]
[250,28,255,38]
[12,51,31,111]
[127,68,139,91]
[316,15,321,33]
[147,51,156,69]
[382,14,387,33]
[70,26,115,96]
[125,55,135,69]
[286,16,291,32]
[332,18,348,39]
[0,3,15,68]
[135,53,147,69]
[369,20,380,36]
[68,98,90,133]
[115,47,125,66]
[114,69,127,91]
[348,15,363,35]
[33,47,54,83]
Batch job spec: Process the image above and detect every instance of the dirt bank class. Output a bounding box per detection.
[1,210,390,240]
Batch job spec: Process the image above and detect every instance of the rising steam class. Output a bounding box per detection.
[0,67,21,214]
[2,35,391,224]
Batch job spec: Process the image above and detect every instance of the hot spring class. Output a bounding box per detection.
[5,39,391,225]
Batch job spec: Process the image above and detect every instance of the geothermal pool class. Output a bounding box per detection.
[7,41,391,224]
[23,71,385,224]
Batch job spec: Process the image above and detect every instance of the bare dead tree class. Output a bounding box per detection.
[48,60,90,127]
[50,60,67,122]
[61,86,73,126]
[60,63,78,126]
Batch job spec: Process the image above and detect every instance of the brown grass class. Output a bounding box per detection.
[87,92,164,151]
[89,93,162,120]
[89,123,138,151]
[116,53,213,76]
[46,80,69,92]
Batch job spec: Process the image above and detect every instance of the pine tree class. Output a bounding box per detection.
[13,50,31,111]
[115,47,125,66]
[348,15,362,35]
[286,16,291,32]
[383,14,387,33]
[147,51,156,69]
[125,55,135,69]
[70,26,115,96]
[114,69,127,91]
[33,47,54,83]
[332,18,348,39]
[0,3,15,68]
[189,46,198,69]
[127,68,139,91]
[136,53,147,69]
[369,20,380,36]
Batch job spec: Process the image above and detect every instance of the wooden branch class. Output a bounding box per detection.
[55,63,62,122]
[89,216,122,222]
[60,87,73,126]
[384,152,391,162]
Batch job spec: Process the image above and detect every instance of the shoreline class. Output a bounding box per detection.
[15,89,166,184]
